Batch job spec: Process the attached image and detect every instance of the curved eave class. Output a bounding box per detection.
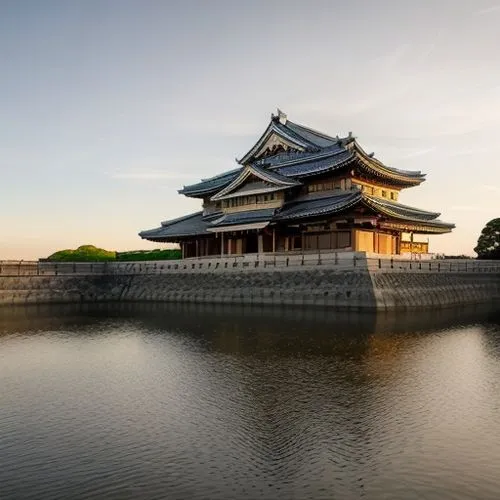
[138,228,183,242]
[363,195,441,220]
[378,220,455,234]
[179,170,241,198]
[160,210,204,227]
[349,141,426,187]
[178,187,224,199]
[139,234,179,243]
[139,211,209,242]
[355,156,426,187]
[362,196,455,233]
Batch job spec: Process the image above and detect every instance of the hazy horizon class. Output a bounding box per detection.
[2,0,499,259]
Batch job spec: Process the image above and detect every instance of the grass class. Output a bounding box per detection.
[116,249,181,261]
[47,245,116,262]
[46,245,181,262]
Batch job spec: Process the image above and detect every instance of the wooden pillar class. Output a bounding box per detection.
[181,242,185,259]
[258,233,264,254]
[221,232,224,257]
[195,240,199,258]
[351,229,358,251]
[272,228,276,253]
[284,236,289,252]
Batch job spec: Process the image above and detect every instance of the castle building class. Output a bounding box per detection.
[140,110,454,257]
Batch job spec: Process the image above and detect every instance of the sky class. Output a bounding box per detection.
[1,0,499,259]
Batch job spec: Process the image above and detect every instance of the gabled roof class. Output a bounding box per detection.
[210,164,300,201]
[237,114,319,165]
[176,110,427,198]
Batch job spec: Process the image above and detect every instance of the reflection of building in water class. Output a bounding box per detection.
[141,110,454,256]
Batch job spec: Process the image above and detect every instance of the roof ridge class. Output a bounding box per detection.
[286,120,347,143]
[267,148,349,169]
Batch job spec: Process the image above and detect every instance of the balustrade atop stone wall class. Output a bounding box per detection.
[1,252,499,310]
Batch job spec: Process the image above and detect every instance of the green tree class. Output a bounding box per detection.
[474,218,500,259]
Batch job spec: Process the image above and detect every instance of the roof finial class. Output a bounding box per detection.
[276,108,287,125]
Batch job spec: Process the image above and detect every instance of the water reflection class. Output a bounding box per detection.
[0,303,499,499]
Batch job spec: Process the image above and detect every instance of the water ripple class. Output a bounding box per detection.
[0,303,500,499]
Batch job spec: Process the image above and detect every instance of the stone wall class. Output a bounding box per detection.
[0,269,376,310]
[370,271,500,310]
[1,253,499,311]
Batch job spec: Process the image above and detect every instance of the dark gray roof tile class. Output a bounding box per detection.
[211,208,276,227]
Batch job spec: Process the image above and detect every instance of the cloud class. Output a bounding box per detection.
[176,118,258,137]
[447,148,490,157]
[369,44,411,70]
[450,205,488,212]
[398,147,436,159]
[476,5,500,14]
[481,184,500,193]
[109,171,200,181]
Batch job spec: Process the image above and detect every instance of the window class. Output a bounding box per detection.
[382,190,387,198]
[390,192,397,200]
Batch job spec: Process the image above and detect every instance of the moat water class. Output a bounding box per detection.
[1,303,500,500]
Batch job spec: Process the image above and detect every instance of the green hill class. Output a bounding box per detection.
[46,246,181,262]
[47,245,116,262]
